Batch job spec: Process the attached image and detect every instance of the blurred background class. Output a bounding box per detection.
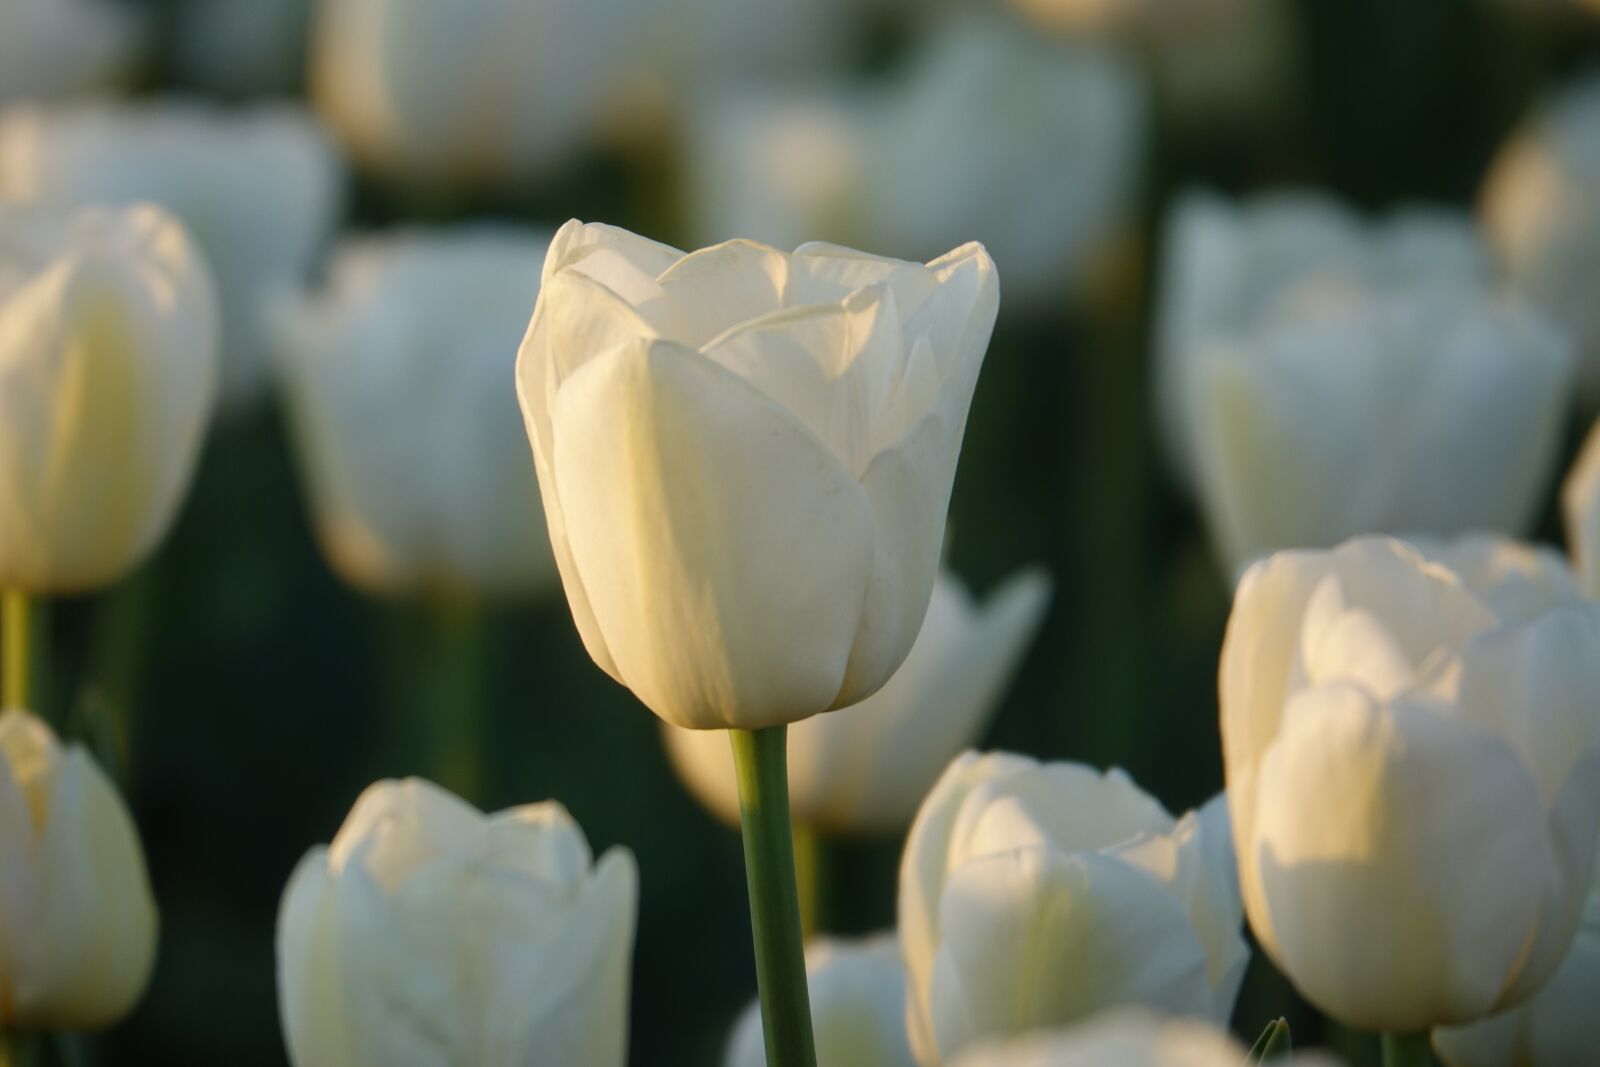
[6,0,1600,1063]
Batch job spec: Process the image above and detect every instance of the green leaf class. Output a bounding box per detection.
[1245,1018,1292,1063]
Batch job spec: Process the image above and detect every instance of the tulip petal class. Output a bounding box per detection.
[277,849,354,1067]
[542,219,682,287]
[655,238,788,347]
[550,337,875,729]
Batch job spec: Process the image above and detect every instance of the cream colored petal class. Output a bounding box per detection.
[277,848,354,1067]
[541,218,683,287]
[328,777,488,890]
[1248,684,1553,1031]
[485,800,593,887]
[1409,534,1584,623]
[550,338,876,729]
[655,238,788,348]
[928,848,1216,1062]
[1562,415,1600,598]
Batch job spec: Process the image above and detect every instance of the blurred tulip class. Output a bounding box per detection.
[725,935,915,1067]
[273,227,557,599]
[0,709,158,1029]
[171,0,313,96]
[662,567,1050,834]
[899,752,1248,1065]
[0,99,342,407]
[0,0,143,103]
[1220,536,1600,1033]
[1433,847,1600,1067]
[949,1010,1343,1067]
[517,220,998,731]
[688,14,1144,306]
[1190,287,1570,576]
[1483,73,1600,398]
[1156,190,1491,492]
[276,777,637,1067]
[1562,415,1600,596]
[0,203,218,593]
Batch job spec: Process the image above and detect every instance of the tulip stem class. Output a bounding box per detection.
[792,820,820,940]
[3,590,29,710]
[1380,1032,1432,1067]
[730,726,817,1067]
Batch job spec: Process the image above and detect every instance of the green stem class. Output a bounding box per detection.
[0,1029,40,1067]
[730,727,817,1067]
[3,590,29,710]
[792,821,820,941]
[1381,1032,1432,1067]
[428,596,486,802]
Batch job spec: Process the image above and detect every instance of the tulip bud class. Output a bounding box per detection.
[0,202,218,593]
[0,98,342,406]
[273,227,558,599]
[725,935,915,1067]
[899,752,1248,1066]
[276,777,637,1067]
[0,709,158,1029]
[663,568,1049,834]
[1482,71,1600,399]
[949,1010,1344,1067]
[1220,535,1600,1033]
[517,220,999,731]
[1562,415,1600,597]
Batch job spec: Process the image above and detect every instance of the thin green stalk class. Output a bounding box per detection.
[3,590,29,710]
[1381,1032,1432,1067]
[428,596,486,802]
[792,820,820,941]
[730,727,817,1067]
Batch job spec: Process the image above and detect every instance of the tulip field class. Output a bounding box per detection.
[2,2,1600,1067]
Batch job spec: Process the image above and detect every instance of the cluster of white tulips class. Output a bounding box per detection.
[4,1,1600,1066]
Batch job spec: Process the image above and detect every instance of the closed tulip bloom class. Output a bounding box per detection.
[0,99,342,406]
[277,777,637,1067]
[1562,416,1600,596]
[0,0,143,103]
[1483,73,1600,398]
[1433,849,1600,1067]
[1191,289,1570,576]
[899,752,1248,1066]
[725,935,915,1067]
[274,228,556,598]
[1156,191,1491,491]
[0,203,218,593]
[950,1010,1343,1067]
[688,16,1143,306]
[1220,536,1600,1033]
[662,568,1050,833]
[517,221,999,731]
[0,709,158,1029]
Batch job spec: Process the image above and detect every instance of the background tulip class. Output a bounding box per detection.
[1432,848,1600,1067]
[687,14,1143,307]
[273,227,557,599]
[0,202,218,593]
[950,1010,1344,1067]
[1482,72,1600,398]
[1220,536,1600,1033]
[1189,289,1570,575]
[899,752,1248,1066]
[276,777,637,1067]
[517,220,999,731]
[0,0,143,104]
[725,935,915,1067]
[0,99,342,406]
[1562,415,1600,596]
[663,567,1050,834]
[1155,190,1491,493]
[0,709,158,1029]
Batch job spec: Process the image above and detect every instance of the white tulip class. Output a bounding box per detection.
[1562,415,1600,596]
[273,227,557,599]
[663,567,1049,833]
[517,220,999,731]
[1220,535,1600,1033]
[0,0,143,103]
[0,709,158,1029]
[277,777,636,1067]
[1482,72,1600,398]
[0,99,342,407]
[0,202,218,593]
[687,15,1144,306]
[950,1010,1344,1067]
[899,752,1248,1066]
[1156,190,1492,492]
[1433,848,1600,1067]
[1190,287,1570,576]
[725,935,915,1067]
